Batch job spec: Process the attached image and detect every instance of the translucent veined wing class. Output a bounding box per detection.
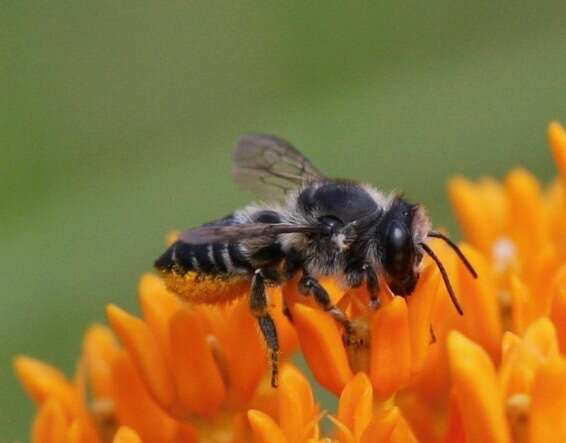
[232,133,325,199]
[179,222,324,245]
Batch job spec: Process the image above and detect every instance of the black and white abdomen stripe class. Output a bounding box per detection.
[154,240,254,275]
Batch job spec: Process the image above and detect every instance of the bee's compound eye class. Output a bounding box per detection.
[384,223,412,272]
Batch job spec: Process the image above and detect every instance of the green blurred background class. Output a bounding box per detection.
[2,1,566,439]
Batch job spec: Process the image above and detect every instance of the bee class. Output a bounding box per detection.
[154,134,477,387]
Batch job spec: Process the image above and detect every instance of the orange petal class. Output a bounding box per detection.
[523,317,559,361]
[529,356,566,443]
[549,121,566,188]
[111,351,181,443]
[442,391,467,443]
[509,274,530,335]
[66,419,100,443]
[32,399,69,443]
[359,407,401,443]
[550,285,566,354]
[138,274,183,364]
[169,307,226,417]
[83,325,120,399]
[328,416,355,443]
[269,287,299,359]
[523,246,561,316]
[457,244,502,360]
[278,365,317,442]
[505,168,547,258]
[113,427,143,443]
[14,356,82,417]
[337,372,373,442]
[206,297,268,404]
[106,304,175,410]
[370,297,411,398]
[292,303,353,395]
[498,332,526,398]
[448,177,493,255]
[396,391,442,443]
[390,415,419,443]
[407,264,440,374]
[247,410,288,443]
[476,178,508,238]
[447,331,511,443]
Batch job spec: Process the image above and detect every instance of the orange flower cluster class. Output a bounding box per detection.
[15,122,566,443]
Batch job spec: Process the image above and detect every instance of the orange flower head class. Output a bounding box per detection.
[15,121,566,443]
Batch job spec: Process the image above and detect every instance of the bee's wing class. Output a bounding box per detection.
[179,223,323,245]
[232,134,325,199]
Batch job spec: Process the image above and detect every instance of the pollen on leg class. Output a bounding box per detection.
[160,271,250,304]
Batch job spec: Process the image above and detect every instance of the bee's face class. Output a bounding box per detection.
[379,200,424,296]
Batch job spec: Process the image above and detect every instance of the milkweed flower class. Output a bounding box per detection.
[14,121,566,443]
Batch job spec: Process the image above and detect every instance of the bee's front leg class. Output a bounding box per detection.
[345,265,380,310]
[362,264,380,310]
[250,269,280,388]
[298,274,353,346]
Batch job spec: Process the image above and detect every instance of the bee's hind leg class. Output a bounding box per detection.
[298,274,353,346]
[250,268,280,388]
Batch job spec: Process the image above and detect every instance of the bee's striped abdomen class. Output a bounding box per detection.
[154,240,253,304]
[154,240,253,276]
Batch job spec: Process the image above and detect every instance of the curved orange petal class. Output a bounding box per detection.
[337,372,373,442]
[498,332,525,398]
[442,391,467,443]
[106,304,175,410]
[397,391,442,443]
[390,415,419,443]
[207,297,268,404]
[32,399,69,443]
[477,178,508,238]
[529,356,566,443]
[448,177,493,255]
[550,285,566,354]
[247,410,288,443]
[83,325,120,400]
[505,168,547,258]
[407,264,440,375]
[113,427,143,443]
[111,351,182,443]
[66,419,100,443]
[523,317,559,361]
[269,287,299,359]
[447,331,511,443]
[549,121,566,188]
[278,364,317,442]
[138,273,183,364]
[292,303,353,395]
[370,297,411,398]
[457,244,502,360]
[509,275,530,335]
[328,416,355,443]
[14,356,82,417]
[359,407,400,443]
[169,307,226,417]
[523,246,561,316]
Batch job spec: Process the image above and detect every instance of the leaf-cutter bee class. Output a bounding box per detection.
[154,134,477,387]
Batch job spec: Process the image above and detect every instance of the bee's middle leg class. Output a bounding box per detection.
[250,268,280,388]
[298,274,353,345]
[346,265,380,310]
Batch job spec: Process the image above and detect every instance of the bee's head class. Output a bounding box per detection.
[378,198,430,296]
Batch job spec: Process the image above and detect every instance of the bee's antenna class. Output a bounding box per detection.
[428,231,478,278]
[420,242,464,316]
